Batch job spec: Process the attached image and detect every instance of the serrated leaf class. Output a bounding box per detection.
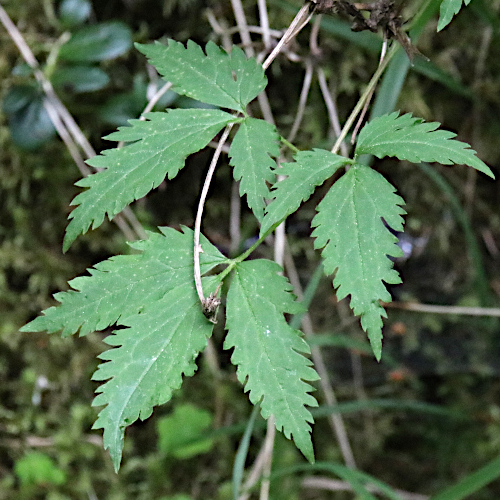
[92,274,220,471]
[355,112,494,179]
[21,226,226,336]
[260,149,351,237]
[63,109,234,251]
[229,118,279,222]
[437,0,472,31]
[136,40,267,113]
[311,165,406,360]
[224,259,319,462]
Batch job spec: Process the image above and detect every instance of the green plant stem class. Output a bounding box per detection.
[216,219,285,284]
[233,403,261,500]
[290,262,323,330]
[194,123,234,303]
[280,135,299,154]
[332,43,397,155]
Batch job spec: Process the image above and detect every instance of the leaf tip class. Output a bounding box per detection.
[111,454,122,473]
[19,321,35,333]
[62,232,74,253]
[298,435,315,464]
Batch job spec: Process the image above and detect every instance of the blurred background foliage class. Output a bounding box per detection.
[1,0,500,498]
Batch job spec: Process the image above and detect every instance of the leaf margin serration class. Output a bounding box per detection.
[229,117,280,222]
[355,111,494,179]
[136,39,267,113]
[311,164,406,360]
[224,259,319,462]
[63,108,235,251]
[21,226,227,337]
[260,149,352,237]
[437,0,472,31]
[92,275,221,472]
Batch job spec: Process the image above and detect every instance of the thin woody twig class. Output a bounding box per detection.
[302,476,429,500]
[257,0,272,49]
[351,38,388,144]
[231,0,255,57]
[259,415,276,500]
[262,4,314,70]
[332,43,395,154]
[287,59,313,143]
[385,302,500,318]
[317,67,349,157]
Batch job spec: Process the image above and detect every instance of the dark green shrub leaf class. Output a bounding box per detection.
[437,0,472,31]
[59,21,133,62]
[22,226,227,337]
[51,65,110,93]
[3,84,56,150]
[63,109,235,251]
[260,149,351,236]
[355,112,494,178]
[58,0,92,28]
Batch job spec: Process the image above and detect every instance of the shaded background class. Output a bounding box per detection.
[1,0,500,498]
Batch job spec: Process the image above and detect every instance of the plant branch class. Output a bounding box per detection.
[317,67,349,157]
[385,302,500,317]
[331,43,396,154]
[231,0,255,57]
[262,3,314,70]
[257,0,272,49]
[301,476,429,500]
[287,59,314,144]
[194,124,234,303]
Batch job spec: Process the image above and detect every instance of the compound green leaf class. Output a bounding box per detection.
[311,165,406,360]
[21,226,226,337]
[355,112,494,179]
[136,40,267,113]
[63,109,234,251]
[229,117,280,222]
[260,149,351,236]
[92,274,220,471]
[437,0,472,31]
[224,259,319,462]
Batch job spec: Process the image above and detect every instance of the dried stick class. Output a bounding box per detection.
[257,0,272,49]
[351,38,388,144]
[302,476,429,500]
[385,302,500,317]
[262,4,314,70]
[231,0,255,57]
[331,43,395,154]
[287,60,314,143]
[317,68,349,157]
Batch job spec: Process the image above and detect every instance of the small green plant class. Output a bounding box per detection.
[14,451,66,487]
[21,0,494,473]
